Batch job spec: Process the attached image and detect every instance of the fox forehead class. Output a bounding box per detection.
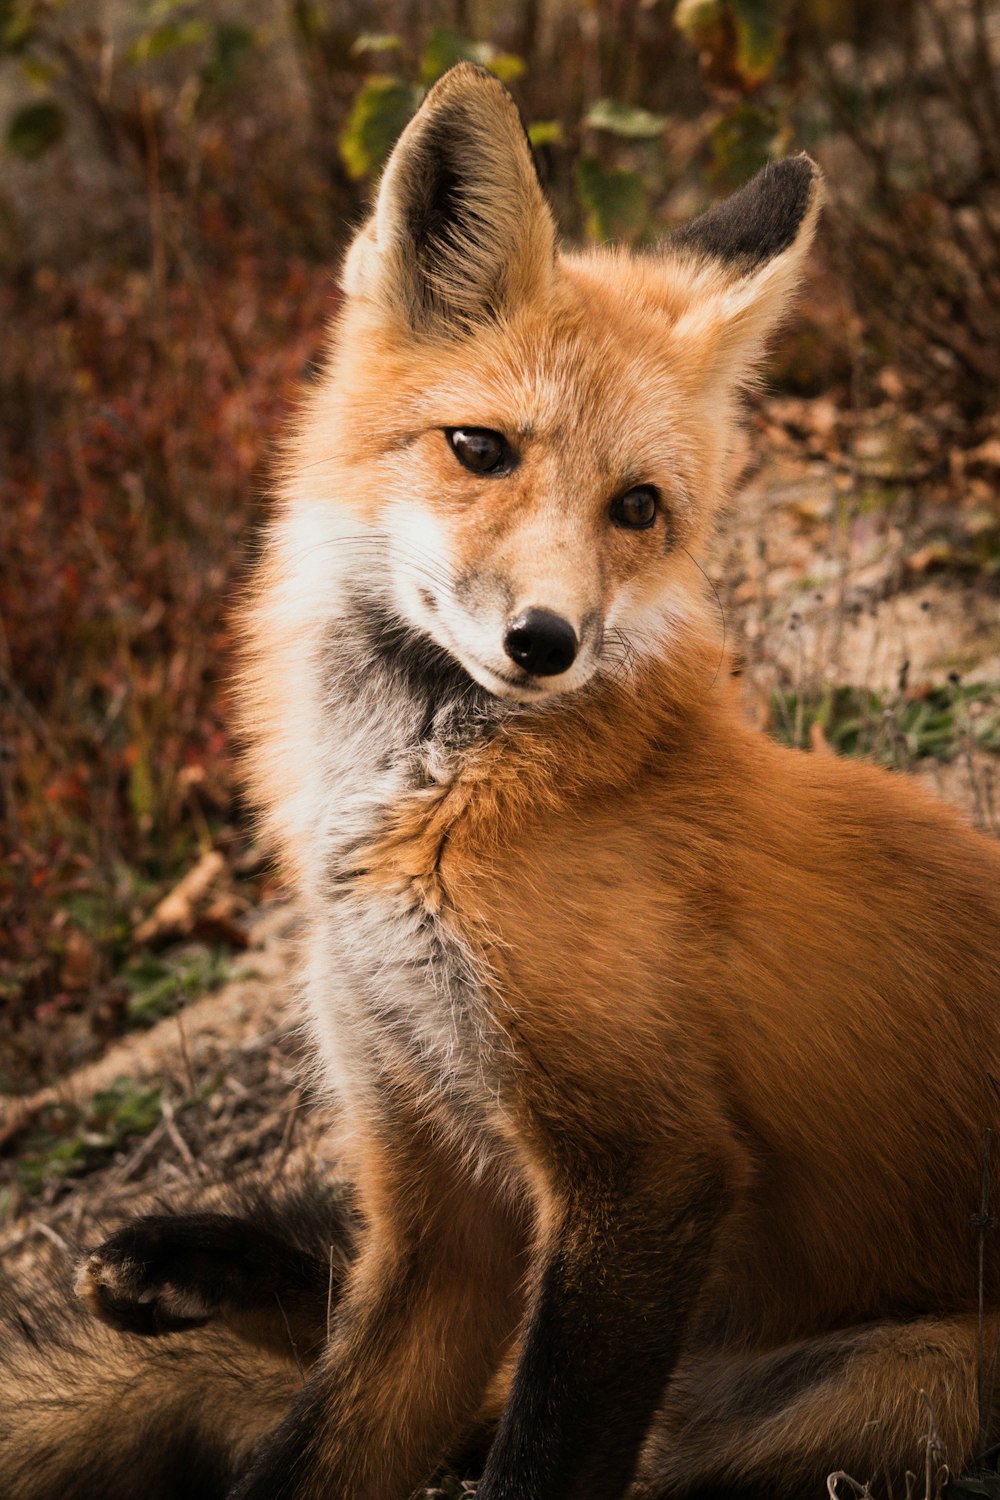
[337,254,703,487]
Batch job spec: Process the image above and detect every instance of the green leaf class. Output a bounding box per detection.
[5,99,66,160]
[1,0,37,55]
[339,75,421,181]
[126,19,209,65]
[674,0,789,88]
[416,27,524,87]
[485,51,525,84]
[709,101,785,186]
[91,1076,162,1138]
[729,0,789,84]
[351,32,403,56]
[140,0,191,21]
[585,98,666,139]
[207,21,253,87]
[673,0,726,46]
[128,743,155,822]
[528,119,563,148]
[419,23,474,86]
[124,946,240,1027]
[15,1078,164,1198]
[575,157,649,244]
[19,55,62,85]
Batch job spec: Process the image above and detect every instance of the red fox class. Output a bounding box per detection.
[5,58,1000,1500]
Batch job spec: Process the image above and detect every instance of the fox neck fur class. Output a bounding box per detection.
[283,524,723,1188]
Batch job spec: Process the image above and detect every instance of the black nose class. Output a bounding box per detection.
[503,609,578,677]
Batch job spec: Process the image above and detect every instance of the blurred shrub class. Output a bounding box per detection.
[808,0,1000,417]
[330,18,676,245]
[672,0,1000,416]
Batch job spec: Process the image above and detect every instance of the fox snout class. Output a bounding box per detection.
[387,509,606,701]
[503,609,579,678]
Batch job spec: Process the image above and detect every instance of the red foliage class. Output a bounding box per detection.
[0,220,335,1076]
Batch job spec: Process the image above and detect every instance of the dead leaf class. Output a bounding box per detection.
[906,540,957,574]
[135,849,226,947]
[877,368,906,401]
[191,895,251,949]
[967,438,1000,471]
[59,928,99,991]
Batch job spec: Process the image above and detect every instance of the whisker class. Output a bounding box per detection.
[602,627,644,685]
[279,533,459,596]
[681,546,727,690]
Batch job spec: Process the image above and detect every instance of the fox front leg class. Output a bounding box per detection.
[229,1142,527,1500]
[477,1161,730,1500]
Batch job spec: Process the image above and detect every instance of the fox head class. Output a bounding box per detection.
[285,63,821,705]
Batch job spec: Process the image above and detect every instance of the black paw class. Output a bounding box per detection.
[76,1212,263,1336]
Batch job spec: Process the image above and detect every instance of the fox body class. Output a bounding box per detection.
[4,60,1000,1500]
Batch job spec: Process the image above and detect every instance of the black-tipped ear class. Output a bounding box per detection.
[342,63,556,333]
[671,156,821,274]
[666,155,823,388]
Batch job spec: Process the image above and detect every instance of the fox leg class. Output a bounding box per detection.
[640,1313,1000,1499]
[230,1119,528,1500]
[77,1179,356,1367]
[475,1155,730,1500]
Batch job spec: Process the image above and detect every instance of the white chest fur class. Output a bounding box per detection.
[295,597,518,1170]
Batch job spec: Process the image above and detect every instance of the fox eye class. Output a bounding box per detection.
[445,427,511,475]
[610,485,658,530]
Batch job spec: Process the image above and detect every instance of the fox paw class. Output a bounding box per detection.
[76,1213,243,1336]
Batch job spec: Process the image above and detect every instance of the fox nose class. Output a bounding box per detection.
[503,608,578,677]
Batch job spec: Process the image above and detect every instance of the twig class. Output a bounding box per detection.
[34,1221,72,1257]
[112,1117,169,1186]
[174,1008,199,1107]
[160,1094,199,1176]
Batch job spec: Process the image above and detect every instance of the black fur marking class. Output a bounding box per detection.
[85,1211,335,1335]
[407,119,468,260]
[401,108,501,326]
[395,66,547,328]
[228,1380,320,1500]
[725,1334,857,1422]
[478,1172,729,1500]
[678,1483,812,1500]
[82,1180,357,1357]
[670,156,816,273]
[678,1329,860,1430]
[340,591,510,766]
[25,1422,234,1500]
[346,593,479,711]
[155,1421,236,1500]
[433,65,547,197]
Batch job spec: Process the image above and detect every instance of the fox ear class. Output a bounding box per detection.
[667,155,823,386]
[342,63,556,333]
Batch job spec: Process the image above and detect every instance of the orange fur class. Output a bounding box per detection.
[230,63,1000,1500]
